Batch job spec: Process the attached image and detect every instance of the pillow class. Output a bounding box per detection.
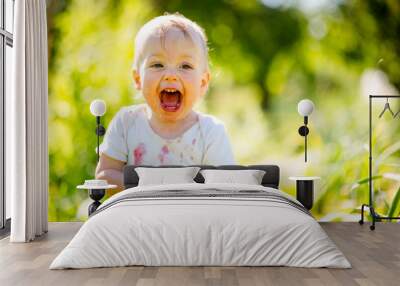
[200,169,266,185]
[135,167,201,186]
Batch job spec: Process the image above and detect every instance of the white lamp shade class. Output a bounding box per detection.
[90,99,106,116]
[297,99,315,116]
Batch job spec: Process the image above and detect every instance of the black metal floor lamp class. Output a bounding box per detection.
[90,100,106,162]
[297,99,315,162]
[88,100,107,215]
[359,94,400,230]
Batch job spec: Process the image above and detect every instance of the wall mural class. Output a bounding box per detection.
[46,0,400,221]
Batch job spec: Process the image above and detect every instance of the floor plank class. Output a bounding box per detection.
[0,222,399,286]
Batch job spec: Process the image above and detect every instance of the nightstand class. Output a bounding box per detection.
[77,180,117,215]
[288,176,320,210]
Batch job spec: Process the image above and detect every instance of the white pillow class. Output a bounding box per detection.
[200,169,266,185]
[135,167,201,186]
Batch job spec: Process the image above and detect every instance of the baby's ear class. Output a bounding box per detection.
[132,70,142,90]
[200,71,211,96]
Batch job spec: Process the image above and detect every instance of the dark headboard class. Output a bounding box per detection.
[123,165,280,189]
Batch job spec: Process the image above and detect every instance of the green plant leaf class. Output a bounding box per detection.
[387,186,400,219]
[356,175,382,185]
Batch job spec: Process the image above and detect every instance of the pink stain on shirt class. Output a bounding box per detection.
[133,143,146,165]
[159,145,169,164]
[162,145,169,154]
[192,138,196,145]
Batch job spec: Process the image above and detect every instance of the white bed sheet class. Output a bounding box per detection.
[50,183,351,269]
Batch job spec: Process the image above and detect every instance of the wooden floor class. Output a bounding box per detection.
[0,222,399,286]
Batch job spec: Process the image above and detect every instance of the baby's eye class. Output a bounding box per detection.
[150,63,164,68]
[180,63,193,70]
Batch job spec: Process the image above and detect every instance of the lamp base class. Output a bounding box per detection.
[298,126,309,136]
[95,125,106,136]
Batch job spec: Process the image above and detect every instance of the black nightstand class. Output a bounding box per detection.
[289,176,320,210]
[77,180,117,215]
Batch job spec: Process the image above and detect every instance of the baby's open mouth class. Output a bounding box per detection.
[159,88,182,112]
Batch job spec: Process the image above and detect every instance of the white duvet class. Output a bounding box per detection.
[50,183,351,269]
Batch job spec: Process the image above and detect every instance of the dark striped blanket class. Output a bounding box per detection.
[91,188,311,217]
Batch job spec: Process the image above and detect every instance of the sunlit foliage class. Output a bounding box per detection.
[47,0,400,221]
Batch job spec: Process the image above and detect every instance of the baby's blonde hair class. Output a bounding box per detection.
[133,13,209,72]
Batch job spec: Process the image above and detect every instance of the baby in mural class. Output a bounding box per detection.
[95,13,235,190]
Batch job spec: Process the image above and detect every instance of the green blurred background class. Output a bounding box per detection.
[46,0,400,221]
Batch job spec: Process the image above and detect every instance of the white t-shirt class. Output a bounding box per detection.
[100,104,235,165]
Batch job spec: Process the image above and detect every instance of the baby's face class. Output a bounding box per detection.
[134,28,210,122]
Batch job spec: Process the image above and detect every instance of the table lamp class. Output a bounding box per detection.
[297,99,315,162]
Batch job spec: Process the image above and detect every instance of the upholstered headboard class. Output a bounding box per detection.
[123,165,280,189]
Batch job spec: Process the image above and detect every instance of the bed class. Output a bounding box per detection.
[50,165,351,269]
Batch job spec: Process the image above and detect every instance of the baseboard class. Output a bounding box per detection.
[0,218,11,239]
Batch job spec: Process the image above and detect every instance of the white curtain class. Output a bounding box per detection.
[9,0,48,242]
